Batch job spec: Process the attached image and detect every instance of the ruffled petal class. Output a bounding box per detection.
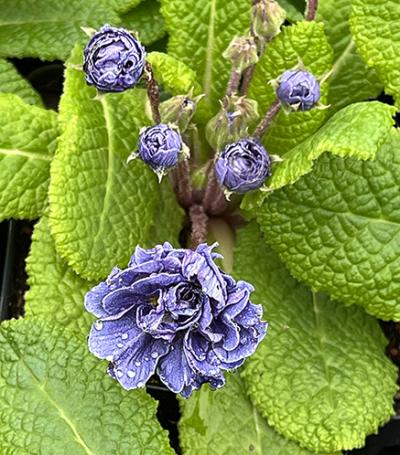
[84,267,120,318]
[88,309,142,361]
[109,335,170,390]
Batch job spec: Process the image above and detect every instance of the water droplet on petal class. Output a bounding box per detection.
[135,361,141,367]
[95,320,103,331]
[106,355,113,362]
[210,369,217,375]
[144,356,149,361]
[116,370,123,378]
[117,342,123,348]
[121,333,129,340]
[137,381,144,387]
[127,370,136,378]
[151,352,158,359]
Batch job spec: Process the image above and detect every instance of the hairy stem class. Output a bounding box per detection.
[190,204,208,249]
[171,159,193,209]
[305,0,319,21]
[225,70,242,104]
[145,62,161,124]
[202,165,228,216]
[253,99,281,139]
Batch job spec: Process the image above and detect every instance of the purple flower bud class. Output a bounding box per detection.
[85,243,267,397]
[277,70,320,111]
[83,25,146,92]
[138,124,183,172]
[215,138,271,193]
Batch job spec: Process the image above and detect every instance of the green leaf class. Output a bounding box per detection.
[317,0,382,112]
[277,0,304,22]
[0,318,173,454]
[242,101,394,213]
[350,0,400,106]
[235,222,397,453]
[25,216,94,338]
[109,0,143,14]
[0,59,42,106]
[255,128,400,321]
[0,93,58,221]
[120,0,166,45]
[160,0,251,117]
[148,179,184,247]
[49,46,158,281]
[0,0,119,60]
[249,21,333,154]
[147,52,201,95]
[180,373,338,455]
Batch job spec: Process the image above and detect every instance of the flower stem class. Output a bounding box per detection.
[171,159,193,210]
[253,99,281,139]
[202,165,228,216]
[145,62,161,124]
[305,0,319,21]
[224,70,242,107]
[190,204,208,248]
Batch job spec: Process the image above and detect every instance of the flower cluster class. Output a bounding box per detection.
[83,25,146,92]
[85,243,267,397]
[215,138,271,193]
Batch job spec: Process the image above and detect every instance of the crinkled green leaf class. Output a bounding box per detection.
[242,101,394,212]
[147,52,201,95]
[160,0,251,117]
[148,179,184,247]
[235,223,397,453]
[49,46,157,281]
[25,216,94,338]
[249,22,333,154]
[0,0,119,60]
[0,93,58,221]
[0,59,42,106]
[110,0,143,14]
[0,318,173,454]
[120,0,166,45]
[180,373,338,455]
[277,0,304,22]
[317,0,382,112]
[350,0,400,106]
[256,128,400,321]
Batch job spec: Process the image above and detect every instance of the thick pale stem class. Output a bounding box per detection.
[145,62,161,124]
[202,166,228,216]
[305,0,318,21]
[171,159,193,210]
[253,99,281,139]
[225,70,242,104]
[190,204,208,249]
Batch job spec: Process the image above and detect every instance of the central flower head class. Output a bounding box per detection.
[85,243,267,397]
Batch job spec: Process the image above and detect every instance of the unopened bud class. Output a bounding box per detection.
[206,96,259,150]
[223,36,259,72]
[159,92,203,132]
[252,0,286,42]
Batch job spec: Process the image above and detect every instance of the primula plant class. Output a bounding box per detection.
[0,0,399,453]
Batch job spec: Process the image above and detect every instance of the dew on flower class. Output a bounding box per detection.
[127,370,136,378]
[135,361,141,367]
[94,320,103,331]
[121,333,129,340]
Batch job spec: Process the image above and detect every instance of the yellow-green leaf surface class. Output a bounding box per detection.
[277,0,304,22]
[25,217,94,338]
[180,374,339,455]
[351,0,400,106]
[147,52,201,95]
[249,21,333,155]
[0,319,174,454]
[49,47,157,281]
[0,93,58,221]
[0,0,120,60]
[109,0,143,14]
[235,223,397,453]
[242,101,395,212]
[256,128,400,321]
[161,0,251,117]
[0,59,42,105]
[317,0,382,112]
[120,0,166,45]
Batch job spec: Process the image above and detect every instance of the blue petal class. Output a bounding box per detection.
[157,337,196,394]
[88,309,142,361]
[84,267,120,318]
[110,335,170,390]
